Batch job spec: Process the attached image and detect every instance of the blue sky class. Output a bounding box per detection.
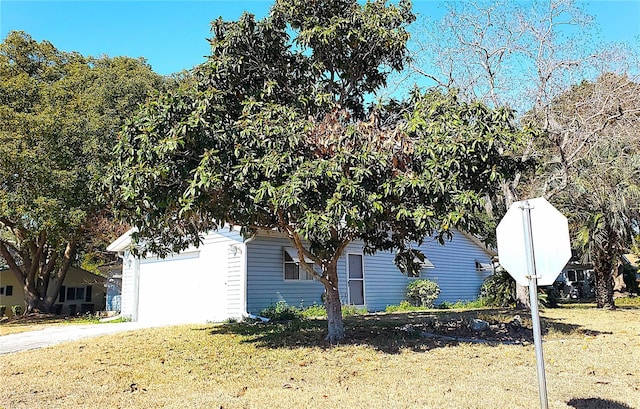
[1,1,639,76]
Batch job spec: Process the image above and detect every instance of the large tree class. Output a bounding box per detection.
[0,31,163,314]
[108,0,526,342]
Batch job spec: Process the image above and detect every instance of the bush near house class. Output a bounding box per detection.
[258,302,369,322]
[406,279,440,308]
[259,302,303,322]
[11,305,22,317]
[480,269,516,307]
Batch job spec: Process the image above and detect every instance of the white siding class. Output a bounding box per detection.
[201,230,245,320]
[119,252,139,320]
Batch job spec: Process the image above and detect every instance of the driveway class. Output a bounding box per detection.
[0,322,159,354]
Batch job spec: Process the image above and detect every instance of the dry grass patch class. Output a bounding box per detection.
[0,315,103,336]
[1,307,639,409]
[0,314,110,336]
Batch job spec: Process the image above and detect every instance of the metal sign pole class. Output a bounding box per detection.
[520,200,549,409]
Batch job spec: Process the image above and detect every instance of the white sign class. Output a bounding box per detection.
[496,197,571,286]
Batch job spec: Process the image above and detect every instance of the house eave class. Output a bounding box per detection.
[106,228,136,253]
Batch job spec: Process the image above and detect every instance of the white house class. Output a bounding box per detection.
[107,227,495,325]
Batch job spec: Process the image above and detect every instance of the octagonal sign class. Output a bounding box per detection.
[496,197,571,286]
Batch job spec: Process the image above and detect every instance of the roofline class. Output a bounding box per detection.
[106,228,136,252]
[458,230,497,257]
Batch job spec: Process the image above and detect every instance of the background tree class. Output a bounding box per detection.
[406,0,640,308]
[0,31,163,314]
[552,75,640,308]
[109,0,526,342]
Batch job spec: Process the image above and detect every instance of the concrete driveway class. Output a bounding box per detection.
[0,322,159,354]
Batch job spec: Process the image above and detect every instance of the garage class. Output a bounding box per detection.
[137,249,228,324]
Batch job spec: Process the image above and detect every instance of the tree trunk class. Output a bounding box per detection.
[594,269,615,309]
[515,283,530,310]
[1,240,76,315]
[502,182,530,310]
[44,242,77,310]
[323,263,344,343]
[23,290,49,314]
[593,250,615,309]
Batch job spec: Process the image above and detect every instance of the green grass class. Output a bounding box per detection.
[615,295,640,307]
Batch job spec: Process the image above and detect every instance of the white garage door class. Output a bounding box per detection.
[137,249,228,324]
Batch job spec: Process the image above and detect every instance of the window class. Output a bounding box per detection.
[0,286,13,296]
[475,260,493,272]
[347,254,365,305]
[567,269,585,282]
[64,286,90,301]
[408,255,435,278]
[283,248,315,281]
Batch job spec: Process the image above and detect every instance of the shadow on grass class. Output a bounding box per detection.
[210,315,438,354]
[208,309,611,354]
[541,317,612,337]
[567,398,634,409]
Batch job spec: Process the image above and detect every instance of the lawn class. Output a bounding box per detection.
[1,306,639,409]
[0,315,105,336]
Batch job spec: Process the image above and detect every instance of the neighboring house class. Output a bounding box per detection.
[553,253,640,299]
[106,274,122,312]
[95,261,123,313]
[0,265,107,318]
[554,261,595,299]
[621,254,640,285]
[107,227,495,325]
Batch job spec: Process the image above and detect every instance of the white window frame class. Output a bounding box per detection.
[347,253,366,305]
[283,247,316,281]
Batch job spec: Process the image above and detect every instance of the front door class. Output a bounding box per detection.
[347,254,365,305]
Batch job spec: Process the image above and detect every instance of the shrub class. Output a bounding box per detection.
[538,287,560,308]
[437,301,453,309]
[300,303,327,318]
[11,305,23,317]
[259,302,302,321]
[406,279,440,308]
[0,305,6,317]
[480,269,516,307]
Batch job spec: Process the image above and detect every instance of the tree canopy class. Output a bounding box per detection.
[0,31,164,313]
[109,0,527,342]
